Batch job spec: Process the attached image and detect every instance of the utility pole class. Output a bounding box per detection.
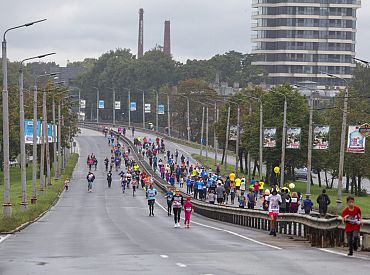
[128,89,131,128]
[200,106,205,156]
[155,90,159,132]
[306,95,313,198]
[40,90,46,193]
[259,100,263,181]
[206,106,209,161]
[224,105,231,171]
[235,105,240,174]
[58,102,62,178]
[186,97,190,142]
[31,82,38,204]
[280,98,287,188]
[112,87,116,126]
[52,95,58,179]
[43,89,51,186]
[247,103,252,183]
[93,87,99,123]
[141,90,145,129]
[213,103,217,165]
[167,94,171,137]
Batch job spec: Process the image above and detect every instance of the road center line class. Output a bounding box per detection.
[155,201,282,250]
[160,254,169,258]
[176,262,187,268]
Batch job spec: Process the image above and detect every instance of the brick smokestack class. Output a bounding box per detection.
[163,20,171,56]
[137,8,144,58]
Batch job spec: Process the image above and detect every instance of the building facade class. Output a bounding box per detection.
[251,0,361,87]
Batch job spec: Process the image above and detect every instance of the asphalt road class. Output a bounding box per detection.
[1,128,370,275]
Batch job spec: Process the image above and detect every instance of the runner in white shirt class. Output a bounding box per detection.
[267,189,282,237]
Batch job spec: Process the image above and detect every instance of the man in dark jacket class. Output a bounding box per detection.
[317,189,330,217]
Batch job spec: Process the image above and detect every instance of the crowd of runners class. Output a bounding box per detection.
[83,127,364,255]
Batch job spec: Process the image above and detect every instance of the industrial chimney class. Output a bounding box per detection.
[163,20,171,56]
[138,8,144,58]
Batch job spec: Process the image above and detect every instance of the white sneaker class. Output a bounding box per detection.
[177,223,180,228]
[174,224,178,228]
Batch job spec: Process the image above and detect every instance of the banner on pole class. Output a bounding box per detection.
[263,128,277,148]
[347,125,366,153]
[286,127,301,149]
[130,102,137,111]
[115,101,121,110]
[24,120,41,144]
[145,103,151,113]
[99,100,105,109]
[80,99,86,109]
[229,125,238,141]
[47,123,54,143]
[313,125,330,150]
[158,104,165,115]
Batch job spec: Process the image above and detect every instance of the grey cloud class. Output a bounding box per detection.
[1,0,369,65]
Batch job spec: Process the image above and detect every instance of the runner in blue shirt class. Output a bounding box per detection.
[146,184,157,216]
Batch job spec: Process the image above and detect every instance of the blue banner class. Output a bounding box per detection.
[24,120,41,144]
[47,123,55,143]
[99,100,105,109]
[130,102,137,111]
[158,104,165,115]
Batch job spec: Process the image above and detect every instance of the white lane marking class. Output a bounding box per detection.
[155,201,282,250]
[318,248,370,261]
[176,263,187,268]
[0,234,11,244]
[160,255,169,258]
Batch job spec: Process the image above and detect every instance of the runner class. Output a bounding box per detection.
[267,189,282,237]
[342,196,363,256]
[172,189,184,228]
[132,177,138,197]
[64,178,70,191]
[86,171,95,192]
[146,184,157,216]
[165,187,174,216]
[107,170,112,188]
[183,196,193,228]
[104,157,109,171]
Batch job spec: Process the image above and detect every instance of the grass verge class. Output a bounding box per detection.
[0,153,79,232]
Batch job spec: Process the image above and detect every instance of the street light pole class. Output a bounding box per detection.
[325,73,349,208]
[200,105,205,156]
[112,87,116,126]
[224,105,231,171]
[167,93,171,137]
[306,95,314,198]
[19,53,55,208]
[44,89,51,186]
[269,90,287,187]
[2,19,47,217]
[155,90,159,132]
[123,88,131,128]
[93,87,99,123]
[138,89,145,129]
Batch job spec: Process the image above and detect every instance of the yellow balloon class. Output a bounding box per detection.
[289,183,295,189]
[274,167,280,174]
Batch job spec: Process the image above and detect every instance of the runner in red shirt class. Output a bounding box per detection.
[341,196,363,256]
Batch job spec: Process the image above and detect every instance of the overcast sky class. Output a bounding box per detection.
[1,0,370,66]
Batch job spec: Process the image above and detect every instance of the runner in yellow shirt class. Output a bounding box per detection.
[229,172,236,182]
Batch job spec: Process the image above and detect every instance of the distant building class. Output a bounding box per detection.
[251,0,361,88]
[50,65,87,86]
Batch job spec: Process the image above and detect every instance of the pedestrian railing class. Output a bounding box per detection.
[80,123,370,250]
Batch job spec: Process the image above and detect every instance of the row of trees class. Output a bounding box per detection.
[215,66,370,195]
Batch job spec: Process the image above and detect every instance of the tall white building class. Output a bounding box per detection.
[251,0,361,88]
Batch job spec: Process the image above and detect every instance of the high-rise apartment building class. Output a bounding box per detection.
[251,0,361,87]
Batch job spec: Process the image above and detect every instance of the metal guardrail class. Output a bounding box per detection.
[80,123,370,250]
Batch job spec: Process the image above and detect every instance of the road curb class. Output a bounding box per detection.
[0,192,63,235]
